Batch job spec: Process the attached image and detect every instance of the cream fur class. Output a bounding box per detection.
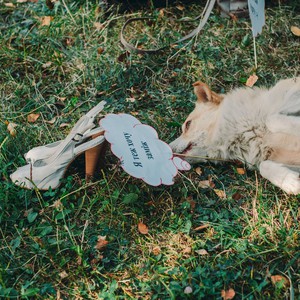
[170,77,300,194]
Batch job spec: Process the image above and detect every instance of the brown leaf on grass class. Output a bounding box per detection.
[6,122,17,136]
[42,61,52,68]
[5,3,15,7]
[27,113,40,123]
[214,189,226,199]
[117,52,130,63]
[198,177,215,189]
[94,236,108,250]
[195,249,209,255]
[246,74,258,87]
[186,196,196,212]
[236,167,245,175]
[59,270,68,279]
[221,288,236,300]
[176,4,185,11]
[159,9,165,17]
[182,246,192,254]
[126,97,135,103]
[97,47,104,55]
[45,117,57,125]
[138,222,149,234]
[198,180,211,188]
[17,0,28,3]
[152,246,161,255]
[195,167,202,175]
[41,16,53,26]
[291,26,300,37]
[232,192,242,201]
[271,275,290,288]
[57,96,67,102]
[94,22,104,30]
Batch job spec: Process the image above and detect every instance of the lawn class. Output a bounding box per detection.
[0,0,299,299]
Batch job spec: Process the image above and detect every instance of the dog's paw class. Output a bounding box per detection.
[259,160,300,195]
[281,172,300,195]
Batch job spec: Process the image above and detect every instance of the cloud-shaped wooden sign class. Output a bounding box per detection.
[100,114,190,186]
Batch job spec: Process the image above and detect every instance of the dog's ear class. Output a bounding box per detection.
[193,81,223,104]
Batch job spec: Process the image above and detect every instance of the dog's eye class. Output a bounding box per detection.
[185,120,192,131]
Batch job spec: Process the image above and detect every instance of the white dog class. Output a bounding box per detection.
[170,77,300,194]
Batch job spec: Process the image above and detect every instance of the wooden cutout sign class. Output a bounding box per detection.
[100,114,190,186]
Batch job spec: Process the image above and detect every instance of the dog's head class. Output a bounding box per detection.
[169,81,223,163]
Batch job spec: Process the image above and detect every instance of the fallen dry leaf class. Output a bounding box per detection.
[236,167,245,175]
[246,74,258,87]
[42,61,52,68]
[45,117,57,125]
[186,196,196,212]
[17,0,28,3]
[57,96,66,102]
[291,26,300,37]
[176,4,185,11]
[214,189,226,199]
[199,176,215,188]
[94,236,108,250]
[41,16,53,26]
[232,192,242,201]
[50,199,63,209]
[195,167,202,175]
[77,256,82,266]
[117,52,130,63]
[271,275,290,288]
[6,122,17,136]
[94,22,104,30]
[152,246,161,255]
[182,246,192,254]
[195,249,209,255]
[27,113,40,123]
[97,47,104,55]
[221,288,236,300]
[138,222,149,234]
[198,180,211,189]
[59,271,68,279]
[126,97,135,103]
[5,3,15,7]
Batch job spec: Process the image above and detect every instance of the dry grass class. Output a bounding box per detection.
[0,0,299,299]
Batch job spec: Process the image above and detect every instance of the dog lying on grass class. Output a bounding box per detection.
[170,77,300,194]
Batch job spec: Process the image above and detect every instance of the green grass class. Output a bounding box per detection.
[0,0,299,299]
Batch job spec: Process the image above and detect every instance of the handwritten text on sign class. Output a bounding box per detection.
[123,132,154,167]
[100,114,190,186]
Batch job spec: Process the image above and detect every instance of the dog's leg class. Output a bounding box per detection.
[266,114,300,137]
[259,160,300,194]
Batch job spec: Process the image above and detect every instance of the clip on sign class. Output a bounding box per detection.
[100,114,191,186]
